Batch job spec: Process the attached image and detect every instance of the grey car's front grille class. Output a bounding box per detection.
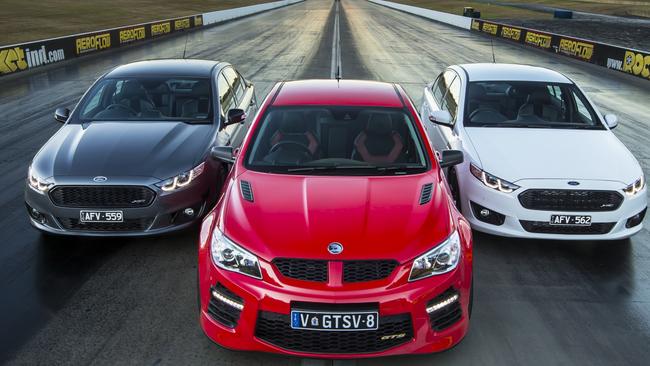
[57,217,153,232]
[49,186,156,208]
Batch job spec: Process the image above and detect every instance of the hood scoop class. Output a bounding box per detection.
[240,180,254,202]
[419,183,434,205]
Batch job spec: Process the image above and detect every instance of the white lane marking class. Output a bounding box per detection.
[330,0,342,79]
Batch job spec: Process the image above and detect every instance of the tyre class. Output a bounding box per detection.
[447,167,462,212]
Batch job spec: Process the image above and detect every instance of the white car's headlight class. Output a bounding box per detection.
[211,227,262,279]
[409,230,461,281]
[28,166,53,193]
[623,175,645,196]
[156,162,205,192]
[470,163,519,193]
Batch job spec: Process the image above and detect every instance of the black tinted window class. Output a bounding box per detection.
[79,77,212,122]
[245,106,429,175]
[465,81,603,129]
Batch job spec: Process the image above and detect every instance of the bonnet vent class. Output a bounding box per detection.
[240,180,254,202]
[419,183,434,205]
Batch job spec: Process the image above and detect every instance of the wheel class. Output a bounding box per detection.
[447,167,462,212]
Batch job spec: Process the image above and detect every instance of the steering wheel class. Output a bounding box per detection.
[269,141,312,156]
[105,103,137,116]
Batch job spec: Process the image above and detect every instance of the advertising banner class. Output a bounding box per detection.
[0,15,204,77]
[471,19,650,81]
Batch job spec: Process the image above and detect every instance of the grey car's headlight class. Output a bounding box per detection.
[623,175,645,196]
[211,226,262,279]
[156,162,205,192]
[470,163,519,193]
[28,166,53,193]
[409,230,461,281]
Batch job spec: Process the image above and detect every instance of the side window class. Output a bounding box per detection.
[431,75,446,106]
[222,67,245,103]
[217,73,236,116]
[444,75,461,120]
[433,70,459,118]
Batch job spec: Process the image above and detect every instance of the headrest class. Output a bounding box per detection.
[527,90,551,104]
[366,113,393,135]
[120,80,146,97]
[280,112,305,133]
[468,84,486,100]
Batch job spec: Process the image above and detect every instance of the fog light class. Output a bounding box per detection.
[626,207,647,228]
[212,288,244,311]
[470,201,505,225]
[26,204,46,224]
[183,208,195,217]
[426,292,459,314]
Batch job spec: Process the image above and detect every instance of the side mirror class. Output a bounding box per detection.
[604,114,618,129]
[54,108,70,123]
[211,146,235,164]
[428,110,453,128]
[440,150,464,168]
[223,108,246,128]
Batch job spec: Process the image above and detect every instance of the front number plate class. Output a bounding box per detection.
[549,214,591,226]
[80,210,124,223]
[290,310,379,331]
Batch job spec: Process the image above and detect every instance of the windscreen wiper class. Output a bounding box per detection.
[286,164,424,174]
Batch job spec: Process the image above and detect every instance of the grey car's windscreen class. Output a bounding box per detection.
[77,77,213,123]
[463,81,605,130]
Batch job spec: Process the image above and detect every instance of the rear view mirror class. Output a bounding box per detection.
[211,146,235,164]
[54,108,70,123]
[428,110,453,128]
[604,114,618,129]
[224,108,246,128]
[440,150,464,168]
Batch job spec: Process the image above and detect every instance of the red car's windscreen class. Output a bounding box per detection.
[245,106,429,175]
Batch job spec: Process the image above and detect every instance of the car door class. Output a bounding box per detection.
[215,66,257,147]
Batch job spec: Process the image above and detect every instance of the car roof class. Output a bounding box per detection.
[272,80,404,107]
[458,63,572,83]
[105,59,222,78]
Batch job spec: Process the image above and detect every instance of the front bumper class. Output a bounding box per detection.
[461,175,647,240]
[199,258,471,358]
[24,174,212,237]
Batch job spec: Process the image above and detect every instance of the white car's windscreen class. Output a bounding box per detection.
[465,81,605,130]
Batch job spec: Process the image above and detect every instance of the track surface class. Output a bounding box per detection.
[1,1,649,365]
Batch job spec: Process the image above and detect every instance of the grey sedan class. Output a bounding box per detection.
[25,59,257,236]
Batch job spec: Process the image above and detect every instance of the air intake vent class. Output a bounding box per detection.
[419,183,434,205]
[240,180,254,202]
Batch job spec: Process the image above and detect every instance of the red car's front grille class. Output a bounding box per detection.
[272,259,398,283]
[255,311,413,354]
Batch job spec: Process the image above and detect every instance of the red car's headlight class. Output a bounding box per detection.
[409,230,461,281]
[211,227,262,280]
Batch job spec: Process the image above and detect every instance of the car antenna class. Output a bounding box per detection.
[490,39,496,63]
[182,33,189,59]
[335,65,342,86]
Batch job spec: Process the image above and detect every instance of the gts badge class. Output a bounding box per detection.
[131,199,147,204]
[381,333,406,341]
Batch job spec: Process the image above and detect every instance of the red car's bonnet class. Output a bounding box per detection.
[220,171,453,262]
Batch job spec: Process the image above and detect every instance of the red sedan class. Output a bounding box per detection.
[198,79,473,358]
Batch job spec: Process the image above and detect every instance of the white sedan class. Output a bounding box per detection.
[420,63,646,240]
